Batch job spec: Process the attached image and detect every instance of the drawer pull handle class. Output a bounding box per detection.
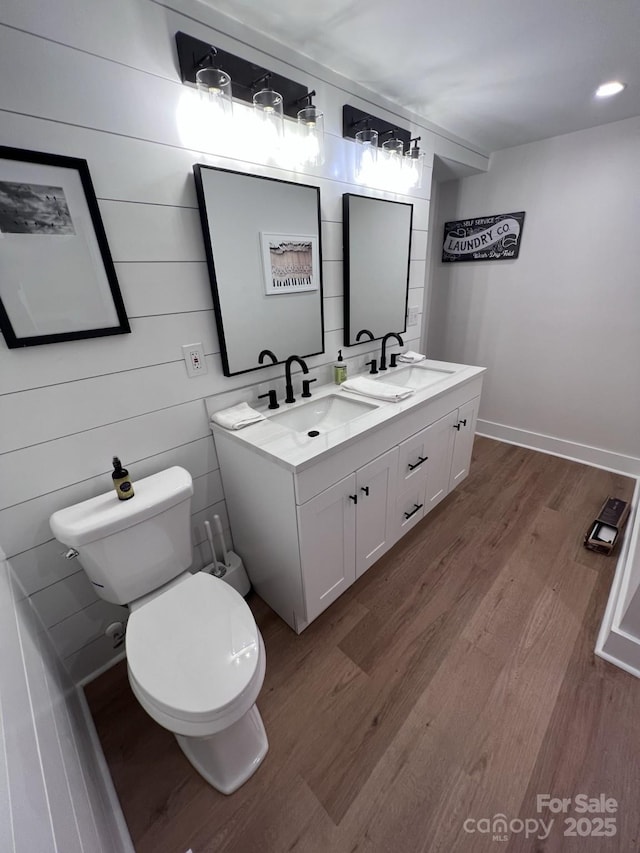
[453,422,461,431]
[460,418,467,426]
[407,455,428,471]
[404,503,423,520]
[349,494,358,504]
[360,485,370,496]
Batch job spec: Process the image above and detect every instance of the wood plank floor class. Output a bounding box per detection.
[85,438,639,853]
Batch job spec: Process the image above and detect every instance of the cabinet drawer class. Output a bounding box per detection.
[394,484,426,539]
[397,432,429,490]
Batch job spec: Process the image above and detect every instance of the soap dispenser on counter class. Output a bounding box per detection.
[334,350,347,385]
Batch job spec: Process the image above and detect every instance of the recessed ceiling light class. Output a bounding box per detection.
[595,81,627,98]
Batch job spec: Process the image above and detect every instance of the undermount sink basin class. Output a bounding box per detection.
[268,394,378,434]
[379,365,455,390]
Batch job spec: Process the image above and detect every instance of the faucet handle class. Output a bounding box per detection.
[366,358,378,374]
[258,390,279,410]
[389,353,399,368]
[301,378,317,398]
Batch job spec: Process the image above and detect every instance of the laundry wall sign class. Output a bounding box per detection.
[442,211,526,262]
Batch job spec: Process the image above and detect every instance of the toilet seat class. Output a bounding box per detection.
[126,572,265,736]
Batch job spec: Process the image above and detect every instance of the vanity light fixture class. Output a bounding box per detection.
[175,31,324,170]
[595,80,627,98]
[343,105,423,191]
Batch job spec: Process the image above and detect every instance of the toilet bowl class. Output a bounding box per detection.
[49,466,268,794]
[126,571,268,794]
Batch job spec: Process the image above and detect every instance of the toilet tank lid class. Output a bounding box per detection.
[49,466,193,547]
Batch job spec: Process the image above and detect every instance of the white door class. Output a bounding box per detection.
[355,447,398,578]
[449,397,480,489]
[298,474,357,623]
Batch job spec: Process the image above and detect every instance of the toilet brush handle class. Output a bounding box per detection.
[213,514,231,568]
[204,520,226,577]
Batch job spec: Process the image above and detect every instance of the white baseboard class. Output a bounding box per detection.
[476,419,640,477]
[77,687,136,853]
[77,649,126,688]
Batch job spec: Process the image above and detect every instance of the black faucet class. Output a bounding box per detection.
[379,332,404,371]
[355,329,375,342]
[258,349,278,365]
[284,355,309,404]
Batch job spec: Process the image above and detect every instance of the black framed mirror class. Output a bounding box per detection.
[193,166,324,376]
[343,193,413,346]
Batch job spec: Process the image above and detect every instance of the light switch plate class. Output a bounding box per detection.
[407,306,419,326]
[182,343,208,377]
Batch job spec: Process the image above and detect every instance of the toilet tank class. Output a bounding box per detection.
[49,467,194,606]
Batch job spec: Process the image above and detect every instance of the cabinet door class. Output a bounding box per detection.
[298,474,357,623]
[449,397,480,490]
[355,447,398,579]
[423,410,458,512]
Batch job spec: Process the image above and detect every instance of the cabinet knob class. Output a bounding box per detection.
[460,418,467,426]
[349,494,358,504]
[407,455,428,471]
[360,485,370,496]
[453,422,461,431]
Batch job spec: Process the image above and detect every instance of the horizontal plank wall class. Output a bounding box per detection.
[0,550,133,852]
[0,0,488,682]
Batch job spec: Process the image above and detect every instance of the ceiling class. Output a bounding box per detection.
[202,0,640,153]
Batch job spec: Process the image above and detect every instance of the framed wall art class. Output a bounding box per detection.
[0,146,130,348]
[259,232,319,295]
[442,211,526,263]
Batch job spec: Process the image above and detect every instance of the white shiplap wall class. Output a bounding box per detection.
[0,0,488,683]
[0,550,133,852]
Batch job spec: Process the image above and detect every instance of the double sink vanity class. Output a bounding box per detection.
[194,164,485,631]
[212,359,485,632]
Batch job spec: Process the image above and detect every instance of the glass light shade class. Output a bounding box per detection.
[195,66,233,120]
[296,106,325,166]
[252,88,284,159]
[354,128,378,183]
[404,147,425,189]
[382,138,404,157]
[253,88,284,121]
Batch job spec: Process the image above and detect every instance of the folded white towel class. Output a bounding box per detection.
[341,376,414,402]
[398,350,426,363]
[210,402,266,430]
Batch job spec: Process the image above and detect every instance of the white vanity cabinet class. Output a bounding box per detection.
[298,447,398,623]
[212,368,484,633]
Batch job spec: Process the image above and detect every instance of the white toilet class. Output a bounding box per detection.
[49,466,268,795]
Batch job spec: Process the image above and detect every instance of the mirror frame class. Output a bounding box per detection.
[193,165,324,377]
[343,193,413,346]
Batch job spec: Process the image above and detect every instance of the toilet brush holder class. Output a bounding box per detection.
[209,550,251,597]
[201,552,251,598]
[201,517,251,597]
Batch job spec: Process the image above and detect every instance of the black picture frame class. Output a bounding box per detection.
[0,146,130,348]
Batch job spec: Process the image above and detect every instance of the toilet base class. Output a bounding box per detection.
[175,704,268,795]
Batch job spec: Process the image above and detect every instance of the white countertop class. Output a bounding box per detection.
[210,359,486,472]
